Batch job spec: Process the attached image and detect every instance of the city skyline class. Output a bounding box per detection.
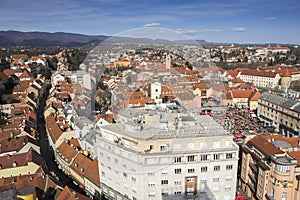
[0,0,300,44]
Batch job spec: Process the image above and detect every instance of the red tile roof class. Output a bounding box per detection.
[19,70,31,79]
[240,70,278,78]
[70,154,100,186]
[289,151,300,165]
[247,135,283,157]
[232,89,253,99]
[56,141,78,164]
[281,68,291,77]
[262,134,300,148]
[57,186,91,200]
[45,114,63,144]
[0,149,46,170]
[0,136,37,154]
[10,54,29,60]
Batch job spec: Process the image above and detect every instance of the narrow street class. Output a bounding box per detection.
[36,83,84,194]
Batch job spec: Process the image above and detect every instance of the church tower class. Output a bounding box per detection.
[166,53,171,69]
[151,62,162,103]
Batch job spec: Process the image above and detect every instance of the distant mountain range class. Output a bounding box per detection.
[0,30,295,47]
[0,30,209,47]
[0,31,110,47]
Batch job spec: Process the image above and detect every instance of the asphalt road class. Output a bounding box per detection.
[36,83,85,194]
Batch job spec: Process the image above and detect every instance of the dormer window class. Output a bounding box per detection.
[12,162,17,167]
[75,163,79,167]
[80,167,85,172]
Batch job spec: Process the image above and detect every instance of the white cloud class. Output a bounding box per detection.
[176,28,223,34]
[265,16,275,20]
[143,22,161,27]
[231,27,246,32]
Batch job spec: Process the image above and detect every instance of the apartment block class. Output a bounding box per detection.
[257,93,300,137]
[240,134,300,200]
[94,104,239,200]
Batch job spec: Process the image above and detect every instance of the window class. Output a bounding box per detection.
[188,168,195,173]
[213,177,220,182]
[149,145,154,150]
[226,165,233,170]
[175,168,182,174]
[162,191,168,196]
[200,154,208,161]
[148,192,156,197]
[275,164,291,173]
[225,186,231,191]
[160,145,167,151]
[187,155,195,162]
[214,165,220,171]
[132,177,136,182]
[148,182,155,187]
[226,153,233,159]
[174,180,181,185]
[213,154,220,160]
[174,157,182,163]
[161,180,168,185]
[174,190,182,195]
[148,172,155,176]
[161,170,168,175]
[187,143,194,148]
[282,192,287,200]
[187,177,194,182]
[201,166,208,172]
[123,172,127,178]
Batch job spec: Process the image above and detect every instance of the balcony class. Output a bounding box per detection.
[247,182,255,193]
[248,174,257,184]
[249,162,258,174]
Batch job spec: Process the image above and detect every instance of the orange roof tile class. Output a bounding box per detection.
[57,186,91,200]
[247,135,283,157]
[240,70,278,78]
[262,134,300,148]
[45,114,63,144]
[289,151,300,165]
[232,89,253,99]
[56,141,78,164]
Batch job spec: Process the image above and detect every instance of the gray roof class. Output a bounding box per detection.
[259,93,300,113]
[101,114,227,141]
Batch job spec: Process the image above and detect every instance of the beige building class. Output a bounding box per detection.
[240,134,300,200]
[238,70,281,88]
[257,93,300,137]
[94,104,239,200]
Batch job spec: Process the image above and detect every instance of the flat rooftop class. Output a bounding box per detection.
[101,105,228,141]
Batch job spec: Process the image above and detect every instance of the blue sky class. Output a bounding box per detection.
[0,0,299,44]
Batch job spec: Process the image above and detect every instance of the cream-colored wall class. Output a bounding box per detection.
[0,162,39,178]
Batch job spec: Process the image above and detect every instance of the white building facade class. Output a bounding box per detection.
[95,105,239,200]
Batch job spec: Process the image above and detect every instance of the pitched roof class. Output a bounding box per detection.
[56,141,78,164]
[240,70,278,78]
[231,89,253,99]
[247,135,283,157]
[57,186,91,200]
[0,135,37,154]
[249,90,260,101]
[70,154,100,186]
[45,114,63,144]
[262,134,300,148]
[19,70,31,79]
[0,149,46,170]
[289,151,300,165]
[282,68,291,77]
